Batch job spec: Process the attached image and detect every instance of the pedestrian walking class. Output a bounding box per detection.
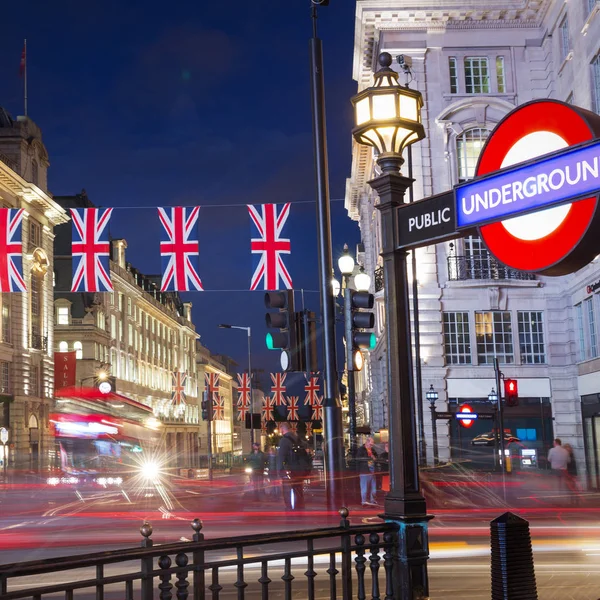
[267,446,279,499]
[356,436,378,506]
[563,443,579,503]
[245,442,266,500]
[547,438,570,494]
[276,422,310,510]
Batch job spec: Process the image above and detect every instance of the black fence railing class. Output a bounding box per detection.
[374,266,384,292]
[30,332,47,351]
[447,255,536,282]
[0,508,398,600]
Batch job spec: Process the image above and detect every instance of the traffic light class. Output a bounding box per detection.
[504,379,519,407]
[201,390,212,421]
[345,290,376,371]
[264,291,301,371]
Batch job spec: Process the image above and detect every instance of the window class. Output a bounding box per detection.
[457,128,490,181]
[58,341,68,353]
[464,57,489,94]
[559,16,571,62]
[2,301,10,344]
[128,323,133,347]
[0,361,10,394]
[127,297,132,316]
[449,57,458,93]
[443,312,471,364]
[30,274,42,346]
[30,365,39,397]
[31,160,38,186]
[496,57,505,93]
[576,303,586,361]
[475,311,514,364]
[74,341,83,360]
[586,297,599,358]
[110,315,116,339]
[119,321,123,342]
[593,54,600,114]
[517,311,546,364]
[29,218,41,251]
[57,306,69,325]
[118,293,124,313]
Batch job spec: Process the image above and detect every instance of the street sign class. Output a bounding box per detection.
[396,191,463,250]
[474,99,600,276]
[478,414,495,420]
[457,404,476,428]
[0,428,7,444]
[435,411,453,420]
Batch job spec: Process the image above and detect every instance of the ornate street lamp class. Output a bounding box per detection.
[338,244,355,276]
[426,385,439,466]
[351,51,429,600]
[488,388,498,404]
[331,277,341,298]
[354,266,371,292]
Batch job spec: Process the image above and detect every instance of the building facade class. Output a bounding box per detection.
[53,192,200,471]
[0,109,69,471]
[347,0,600,481]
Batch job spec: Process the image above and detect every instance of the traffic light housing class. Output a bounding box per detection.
[346,290,376,371]
[201,390,212,421]
[504,379,519,407]
[264,291,301,371]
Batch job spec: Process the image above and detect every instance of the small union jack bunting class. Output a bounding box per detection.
[0,208,26,292]
[205,372,222,418]
[262,396,274,421]
[304,376,321,407]
[237,373,251,406]
[248,203,292,291]
[287,396,299,420]
[71,208,113,292]
[311,396,323,421]
[290,421,298,433]
[271,373,287,407]
[213,395,225,420]
[305,422,313,437]
[171,370,187,406]
[158,206,203,292]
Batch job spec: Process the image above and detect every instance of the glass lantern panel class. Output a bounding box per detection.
[377,126,397,153]
[372,93,397,120]
[355,97,371,126]
[362,129,384,153]
[393,127,411,154]
[399,94,418,122]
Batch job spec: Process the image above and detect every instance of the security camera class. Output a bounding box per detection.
[396,55,413,70]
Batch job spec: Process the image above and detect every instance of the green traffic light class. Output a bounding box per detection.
[368,333,376,350]
[266,333,275,350]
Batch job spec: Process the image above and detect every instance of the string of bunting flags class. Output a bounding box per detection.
[0,204,295,293]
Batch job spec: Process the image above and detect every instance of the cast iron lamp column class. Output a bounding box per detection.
[426,385,439,465]
[351,52,430,600]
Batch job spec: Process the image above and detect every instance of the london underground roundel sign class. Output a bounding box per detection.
[476,100,600,276]
[457,403,476,429]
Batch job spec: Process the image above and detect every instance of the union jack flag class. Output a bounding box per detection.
[158,206,203,292]
[287,396,299,421]
[205,372,221,418]
[248,203,292,291]
[71,208,113,293]
[290,421,298,433]
[262,396,274,421]
[270,373,287,407]
[0,209,26,292]
[213,396,225,420]
[305,422,313,437]
[171,370,187,406]
[304,376,321,407]
[237,404,249,422]
[237,373,251,407]
[311,396,323,421]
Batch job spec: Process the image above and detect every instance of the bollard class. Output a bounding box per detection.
[490,512,537,600]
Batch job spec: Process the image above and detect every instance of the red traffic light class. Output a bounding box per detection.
[504,379,519,407]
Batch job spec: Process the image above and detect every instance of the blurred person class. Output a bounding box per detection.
[378,443,390,493]
[356,436,378,506]
[548,438,570,493]
[276,422,309,510]
[267,446,279,499]
[564,443,579,503]
[245,442,266,500]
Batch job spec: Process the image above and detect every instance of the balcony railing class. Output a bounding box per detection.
[447,255,536,282]
[30,332,48,351]
[374,266,384,292]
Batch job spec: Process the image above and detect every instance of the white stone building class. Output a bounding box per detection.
[346,0,600,483]
[0,109,69,471]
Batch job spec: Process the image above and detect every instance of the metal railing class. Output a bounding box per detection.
[374,266,384,292]
[0,508,398,600]
[447,255,536,282]
[30,332,48,351]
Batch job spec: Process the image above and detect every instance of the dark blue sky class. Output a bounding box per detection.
[1,0,361,376]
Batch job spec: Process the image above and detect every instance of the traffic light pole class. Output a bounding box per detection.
[247,328,254,445]
[309,5,345,510]
[494,357,506,474]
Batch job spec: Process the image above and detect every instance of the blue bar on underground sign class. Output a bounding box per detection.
[455,139,600,228]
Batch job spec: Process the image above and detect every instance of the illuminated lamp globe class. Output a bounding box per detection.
[353,349,364,371]
[338,244,355,276]
[351,52,425,173]
[488,388,498,404]
[332,278,341,297]
[354,267,371,292]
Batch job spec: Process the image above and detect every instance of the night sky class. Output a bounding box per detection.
[0,0,361,377]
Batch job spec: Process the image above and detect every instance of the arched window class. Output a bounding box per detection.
[31,160,38,186]
[74,341,83,360]
[456,127,491,181]
[58,341,68,353]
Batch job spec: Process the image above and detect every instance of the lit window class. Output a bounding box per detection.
[464,57,489,94]
[457,128,490,181]
[496,57,505,93]
[517,312,546,364]
[443,312,471,364]
[475,311,514,364]
[593,54,600,114]
[74,341,83,360]
[586,297,598,358]
[58,341,68,353]
[576,303,586,361]
[449,57,458,93]
[559,16,571,62]
[0,361,11,393]
[57,306,69,325]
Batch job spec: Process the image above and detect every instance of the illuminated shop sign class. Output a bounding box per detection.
[587,279,600,294]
